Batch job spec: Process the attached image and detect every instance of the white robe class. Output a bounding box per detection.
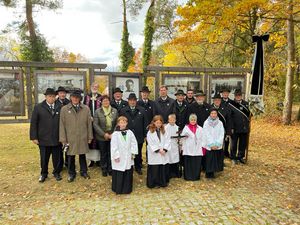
[202,119,225,151]
[165,123,180,164]
[181,125,203,156]
[147,130,171,165]
[110,130,138,171]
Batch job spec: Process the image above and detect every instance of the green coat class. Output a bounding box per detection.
[59,103,93,155]
[93,107,118,141]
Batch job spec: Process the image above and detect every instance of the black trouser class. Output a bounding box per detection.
[68,154,88,177]
[224,137,230,157]
[39,145,61,177]
[98,140,112,173]
[57,144,66,171]
[135,143,144,170]
[230,133,248,160]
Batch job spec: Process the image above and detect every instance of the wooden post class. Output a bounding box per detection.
[25,67,33,120]
[155,69,160,99]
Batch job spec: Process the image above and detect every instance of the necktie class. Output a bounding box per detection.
[74,105,79,112]
[50,105,55,115]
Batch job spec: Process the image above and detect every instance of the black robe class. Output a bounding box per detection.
[112,167,133,194]
[183,155,202,181]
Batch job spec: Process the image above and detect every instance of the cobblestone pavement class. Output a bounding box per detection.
[0,120,299,224]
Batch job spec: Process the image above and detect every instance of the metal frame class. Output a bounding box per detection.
[33,70,87,104]
[0,69,25,117]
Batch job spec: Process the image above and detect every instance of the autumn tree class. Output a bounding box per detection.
[1,0,62,62]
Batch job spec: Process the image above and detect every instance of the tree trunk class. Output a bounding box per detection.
[26,0,36,41]
[282,1,295,125]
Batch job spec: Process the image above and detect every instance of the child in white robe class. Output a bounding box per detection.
[165,114,181,179]
[111,116,138,194]
[181,114,203,181]
[146,115,171,188]
[202,108,225,178]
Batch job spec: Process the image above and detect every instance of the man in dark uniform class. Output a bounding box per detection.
[55,86,70,107]
[188,90,211,127]
[228,89,251,164]
[137,86,154,125]
[171,89,189,131]
[153,85,174,123]
[111,87,128,112]
[83,82,102,167]
[30,88,62,182]
[221,88,234,105]
[220,88,234,157]
[186,89,195,105]
[211,93,233,158]
[120,93,148,175]
[55,86,70,170]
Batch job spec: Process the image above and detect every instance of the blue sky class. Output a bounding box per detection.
[0,0,187,70]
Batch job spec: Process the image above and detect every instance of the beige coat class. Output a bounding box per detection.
[59,103,93,155]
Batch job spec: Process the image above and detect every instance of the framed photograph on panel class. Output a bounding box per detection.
[163,75,202,99]
[34,70,86,103]
[115,76,140,100]
[0,69,25,116]
[209,75,246,102]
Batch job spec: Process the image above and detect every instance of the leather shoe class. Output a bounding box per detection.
[39,175,47,183]
[239,158,246,164]
[68,176,75,182]
[81,173,90,179]
[102,171,108,177]
[88,161,95,167]
[54,174,62,181]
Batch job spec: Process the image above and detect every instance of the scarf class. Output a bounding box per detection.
[102,106,112,131]
[188,123,197,134]
[207,116,219,128]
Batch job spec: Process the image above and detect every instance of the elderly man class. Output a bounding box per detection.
[83,82,102,167]
[59,90,93,182]
[30,88,62,182]
[187,90,211,127]
[111,87,128,112]
[153,85,174,123]
[120,93,148,175]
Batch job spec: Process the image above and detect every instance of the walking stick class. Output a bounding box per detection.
[171,132,187,176]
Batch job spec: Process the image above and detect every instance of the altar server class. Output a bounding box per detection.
[110,116,138,194]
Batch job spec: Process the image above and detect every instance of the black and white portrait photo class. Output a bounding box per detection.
[115,77,139,100]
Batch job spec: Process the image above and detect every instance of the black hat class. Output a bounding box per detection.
[56,86,68,94]
[174,89,186,96]
[140,86,151,93]
[70,89,82,98]
[113,87,123,94]
[212,93,222,99]
[127,93,137,100]
[234,89,243,96]
[44,88,56,96]
[194,90,206,97]
[221,88,231,93]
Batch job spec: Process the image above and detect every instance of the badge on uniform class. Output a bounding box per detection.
[56,112,59,114]
[167,103,169,106]
[68,110,71,113]
[149,106,151,109]
[138,112,141,115]
[240,107,243,110]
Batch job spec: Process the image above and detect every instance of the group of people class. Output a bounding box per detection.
[30,82,251,194]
